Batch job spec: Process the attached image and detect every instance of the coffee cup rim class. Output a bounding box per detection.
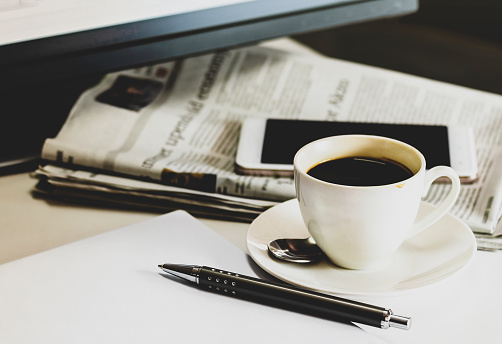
[293,134,425,188]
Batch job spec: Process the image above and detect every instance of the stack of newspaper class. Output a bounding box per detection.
[33,44,502,247]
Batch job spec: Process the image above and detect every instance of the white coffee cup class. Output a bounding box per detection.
[294,135,461,270]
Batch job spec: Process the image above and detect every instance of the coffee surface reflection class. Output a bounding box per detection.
[306,157,413,186]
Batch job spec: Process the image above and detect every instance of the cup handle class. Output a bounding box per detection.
[408,166,461,238]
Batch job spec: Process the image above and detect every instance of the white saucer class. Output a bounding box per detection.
[247,199,477,296]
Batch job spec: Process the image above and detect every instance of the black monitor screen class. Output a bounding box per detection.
[0,0,417,168]
[0,0,418,89]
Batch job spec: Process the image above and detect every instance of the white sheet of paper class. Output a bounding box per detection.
[0,210,386,343]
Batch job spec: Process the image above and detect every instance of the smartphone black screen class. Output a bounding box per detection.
[261,119,450,169]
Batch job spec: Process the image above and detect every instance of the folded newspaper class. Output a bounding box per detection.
[33,44,502,248]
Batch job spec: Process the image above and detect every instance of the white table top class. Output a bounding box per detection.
[1,171,502,343]
[0,172,249,264]
[2,36,502,343]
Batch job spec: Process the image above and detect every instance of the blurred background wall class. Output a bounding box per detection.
[294,0,502,94]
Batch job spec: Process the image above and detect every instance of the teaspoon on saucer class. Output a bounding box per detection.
[268,237,323,263]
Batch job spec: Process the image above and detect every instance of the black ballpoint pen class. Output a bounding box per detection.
[158,263,411,330]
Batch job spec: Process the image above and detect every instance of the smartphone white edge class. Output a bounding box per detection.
[235,117,294,177]
[447,125,479,183]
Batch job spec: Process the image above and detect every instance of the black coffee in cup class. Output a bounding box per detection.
[307,157,413,186]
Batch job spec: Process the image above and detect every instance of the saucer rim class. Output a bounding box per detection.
[246,199,477,296]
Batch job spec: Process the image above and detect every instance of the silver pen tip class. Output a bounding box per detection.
[389,314,412,330]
